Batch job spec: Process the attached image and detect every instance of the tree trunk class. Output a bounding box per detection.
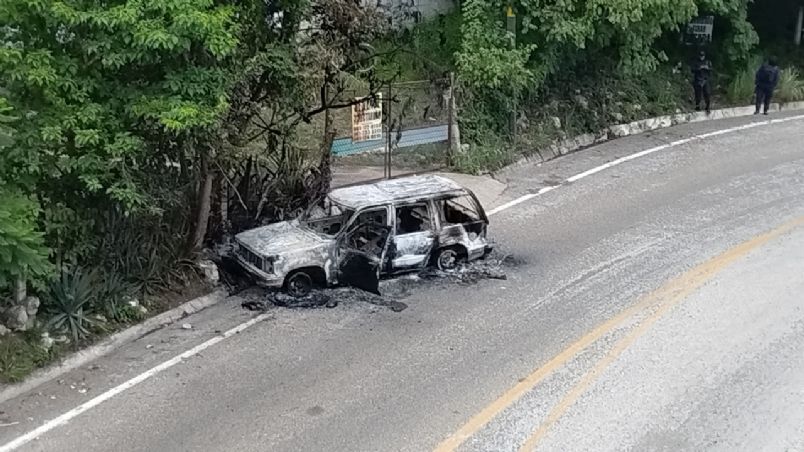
[795,6,803,46]
[13,276,26,304]
[219,172,230,237]
[319,98,335,195]
[447,72,461,165]
[189,152,215,254]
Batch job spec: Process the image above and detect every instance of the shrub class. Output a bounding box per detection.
[44,267,102,344]
[451,142,513,174]
[92,270,141,324]
[726,69,755,105]
[0,188,52,293]
[0,333,54,383]
[776,68,804,103]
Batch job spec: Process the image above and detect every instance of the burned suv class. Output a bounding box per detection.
[233,175,490,296]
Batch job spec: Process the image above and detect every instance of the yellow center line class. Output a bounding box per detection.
[517,215,804,451]
[435,216,804,452]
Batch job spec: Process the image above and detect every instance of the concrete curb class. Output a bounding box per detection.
[495,101,804,179]
[0,289,229,405]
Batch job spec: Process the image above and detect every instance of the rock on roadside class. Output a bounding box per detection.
[2,305,29,332]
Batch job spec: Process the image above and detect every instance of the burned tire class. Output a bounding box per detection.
[285,271,314,298]
[436,247,465,271]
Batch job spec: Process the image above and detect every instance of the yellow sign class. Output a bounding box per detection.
[506,5,514,17]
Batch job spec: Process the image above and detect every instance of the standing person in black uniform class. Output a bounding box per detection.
[691,50,713,114]
[754,57,780,115]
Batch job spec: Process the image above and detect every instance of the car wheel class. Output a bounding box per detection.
[437,248,464,271]
[286,271,313,297]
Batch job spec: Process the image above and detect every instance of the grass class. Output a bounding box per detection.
[776,68,804,102]
[0,267,209,385]
[725,52,804,105]
[0,329,60,384]
[451,142,515,175]
[725,69,756,105]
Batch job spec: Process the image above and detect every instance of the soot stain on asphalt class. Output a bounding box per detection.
[241,287,408,312]
[239,252,521,313]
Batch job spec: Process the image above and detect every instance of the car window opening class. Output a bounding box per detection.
[346,209,388,255]
[440,196,481,225]
[396,203,431,235]
[303,196,353,236]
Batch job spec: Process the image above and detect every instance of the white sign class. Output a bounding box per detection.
[351,93,383,143]
[686,16,714,42]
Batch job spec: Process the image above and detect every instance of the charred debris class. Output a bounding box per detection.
[237,252,514,312]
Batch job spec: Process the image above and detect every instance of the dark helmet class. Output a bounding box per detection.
[768,56,778,67]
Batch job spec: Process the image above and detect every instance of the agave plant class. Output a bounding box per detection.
[92,269,137,323]
[45,267,101,343]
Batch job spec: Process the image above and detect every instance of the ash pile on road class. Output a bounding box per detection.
[420,255,510,284]
[241,288,408,312]
[239,252,517,312]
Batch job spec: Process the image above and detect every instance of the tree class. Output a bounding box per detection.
[1,0,240,211]
[0,97,50,301]
[1,0,399,279]
[457,0,759,91]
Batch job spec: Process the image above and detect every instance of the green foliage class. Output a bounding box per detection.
[725,56,762,104]
[456,0,760,107]
[449,0,771,173]
[0,0,242,228]
[376,12,462,81]
[91,270,140,324]
[457,0,534,92]
[44,267,101,344]
[0,333,54,383]
[453,61,692,173]
[0,188,52,291]
[0,99,51,292]
[92,209,197,295]
[452,142,515,175]
[724,58,804,105]
[776,68,804,102]
[2,2,236,207]
[726,69,756,104]
[0,95,16,148]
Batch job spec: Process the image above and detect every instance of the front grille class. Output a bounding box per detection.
[238,245,264,270]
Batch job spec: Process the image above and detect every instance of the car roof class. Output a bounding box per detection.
[329,174,466,209]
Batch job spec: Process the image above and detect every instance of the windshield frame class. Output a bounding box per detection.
[299,195,354,238]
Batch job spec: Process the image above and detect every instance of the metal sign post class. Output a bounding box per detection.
[385,84,392,179]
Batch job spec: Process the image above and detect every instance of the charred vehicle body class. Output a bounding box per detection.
[233,175,491,296]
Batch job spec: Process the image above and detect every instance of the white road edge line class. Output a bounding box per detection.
[3,114,804,451]
[487,114,804,217]
[0,313,272,452]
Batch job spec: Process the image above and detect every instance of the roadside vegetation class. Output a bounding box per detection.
[370,1,804,173]
[0,0,398,383]
[2,0,804,383]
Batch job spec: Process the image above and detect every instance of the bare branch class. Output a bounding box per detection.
[213,160,249,213]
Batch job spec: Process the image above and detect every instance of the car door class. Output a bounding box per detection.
[336,206,392,295]
[435,192,489,257]
[391,201,436,270]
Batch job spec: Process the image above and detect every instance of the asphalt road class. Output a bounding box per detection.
[2,112,804,452]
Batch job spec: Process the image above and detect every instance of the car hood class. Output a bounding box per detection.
[235,220,329,256]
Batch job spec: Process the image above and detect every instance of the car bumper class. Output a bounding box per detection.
[467,242,490,261]
[234,255,285,288]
